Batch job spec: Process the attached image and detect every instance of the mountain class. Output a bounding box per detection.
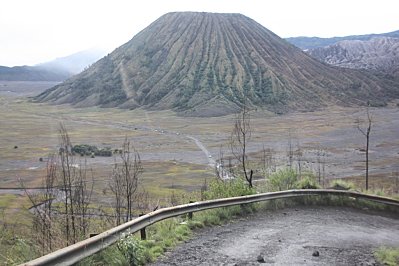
[35,12,399,116]
[0,49,106,81]
[0,65,70,81]
[37,48,107,75]
[286,30,399,50]
[307,37,399,77]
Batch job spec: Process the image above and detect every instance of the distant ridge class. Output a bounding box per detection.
[0,65,70,81]
[285,30,399,50]
[307,37,399,77]
[0,49,106,81]
[35,12,399,116]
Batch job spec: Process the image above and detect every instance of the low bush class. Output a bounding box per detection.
[295,173,320,189]
[117,235,145,266]
[203,177,255,200]
[72,144,113,157]
[374,246,399,266]
[267,168,298,191]
[329,179,354,190]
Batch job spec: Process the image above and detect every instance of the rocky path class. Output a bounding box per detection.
[152,206,399,265]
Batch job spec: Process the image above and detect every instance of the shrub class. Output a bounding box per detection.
[295,173,320,189]
[80,245,127,266]
[374,246,399,266]
[267,168,298,191]
[203,177,255,200]
[5,238,38,265]
[117,235,144,266]
[72,144,112,157]
[329,179,354,190]
[72,144,98,156]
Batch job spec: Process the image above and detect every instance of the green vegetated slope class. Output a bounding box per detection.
[35,12,399,116]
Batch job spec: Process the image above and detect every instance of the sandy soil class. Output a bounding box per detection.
[152,206,399,265]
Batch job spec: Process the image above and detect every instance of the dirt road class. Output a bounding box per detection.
[152,206,399,265]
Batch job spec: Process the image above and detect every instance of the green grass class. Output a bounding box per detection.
[374,247,399,266]
[329,179,355,190]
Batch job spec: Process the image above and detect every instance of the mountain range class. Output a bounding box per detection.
[0,49,106,81]
[285,30,399,50]
[35,12,399,116]
[306,37,399,78]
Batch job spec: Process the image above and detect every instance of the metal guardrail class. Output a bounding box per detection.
[20,189,399,266]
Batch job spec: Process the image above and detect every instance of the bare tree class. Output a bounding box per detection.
[73,159,94,237]
[230,105,253,187]
[261,145,275,179]
[316,149,322,184]
[215,145,225,180]
[287,129,294,169]
[109,137,143,225]
[58,124,76,244]
[295,143,303,179]
[58,124,93,244]
[322,155,326,188]
[356,106,372,190]
[315,148,326,187]
[22,124,94,252]
[22,155,58,254]
[109,161,125,226]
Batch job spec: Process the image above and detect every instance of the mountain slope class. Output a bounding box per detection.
[35,12,399,116]
[307,37,399,77]
[285,30,399,50]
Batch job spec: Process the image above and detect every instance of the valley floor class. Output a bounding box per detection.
[0,81,399,225]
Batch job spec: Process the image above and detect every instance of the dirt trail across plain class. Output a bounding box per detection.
[152,206,399,265]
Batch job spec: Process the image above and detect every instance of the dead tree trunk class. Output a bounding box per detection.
[230,105,253,188]
[356,106,372,190]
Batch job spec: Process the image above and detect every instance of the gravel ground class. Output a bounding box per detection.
[152,206,399,265]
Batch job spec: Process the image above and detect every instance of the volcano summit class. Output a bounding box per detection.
[35,12,399,116]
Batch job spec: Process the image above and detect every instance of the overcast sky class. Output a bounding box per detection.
[1,0,398,66]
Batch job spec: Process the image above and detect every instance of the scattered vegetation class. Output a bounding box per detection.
[295,173,321,189]
[374,246,399,266]
[267,168,298,191]
[329,179,355,190]
[72,144,113,157]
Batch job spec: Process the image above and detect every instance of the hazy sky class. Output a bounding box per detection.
[1,0,398,66]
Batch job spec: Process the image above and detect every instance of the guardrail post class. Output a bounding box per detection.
[139,214,146,240]
[188,201,194,220]
[240,195,247,211]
